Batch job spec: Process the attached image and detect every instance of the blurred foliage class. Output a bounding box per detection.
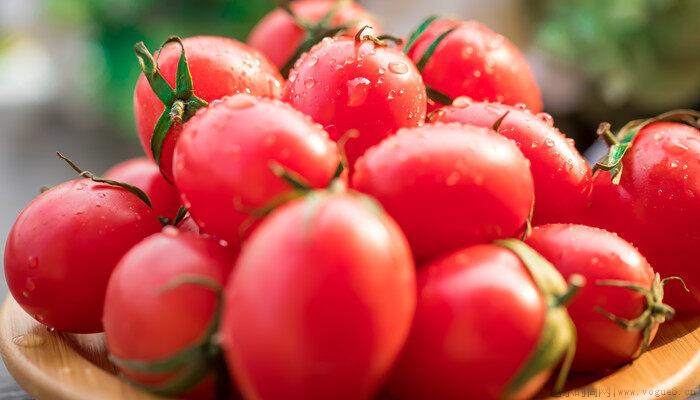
[44,0,276,134]
[534,0,700,116]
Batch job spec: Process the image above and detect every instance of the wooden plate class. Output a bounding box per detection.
[1,295,699,400]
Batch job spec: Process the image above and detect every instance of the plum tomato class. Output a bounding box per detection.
[353,123,534,261]
[526,224,678,371]
[587,110,700,310]
[134,36,283,182]
[221,191,416,400]
[104,157,182,220]
[387,241,578,400]
[248,0,380,75]
[284,32,426,170]
[4,179,161,333]
[404,17,542,112]
[104,228,236,398]
[173,94,340,246]
[431,100,592,224]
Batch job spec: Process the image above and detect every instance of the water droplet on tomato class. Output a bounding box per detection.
[530,142,539,149]
[545,138,555,147]
[473,70,482,78]
[514,103,527,110]
[377,67,386,75]
[303,77,316,89]
[445,171,460,186]
[653,133,663,141]
[452,97,472,108]
[26,278,35,291]
[536,112,554,126]
[307,56,318,67]
[21,291,29,299]
[28,256,39,269]
[347,77,371,107]
[388,61,409,74]
[462,46,474,58]
[97,192,106,198]
[664,139,689,154]
[670,160,679,168]
[218,239,229,248]
[13,334,44,347]
[388,90,398,100]
[75,210,85,216]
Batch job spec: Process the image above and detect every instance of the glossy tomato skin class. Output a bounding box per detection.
[353,123,534,261]
[173,94,340,246]
[284,36,426,169]
[134,36,283,182]
[221,193,416,400]
[104,157,181,219]
[103,228,235,398]
[526,224,657,371]
[4,180,161,333]
[406,19,542,112]
[587,122,700,310]
[431,101,592,224]
[387,244,548,400]
[248,0,380,68]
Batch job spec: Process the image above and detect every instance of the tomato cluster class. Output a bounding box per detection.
[4,2,699,399]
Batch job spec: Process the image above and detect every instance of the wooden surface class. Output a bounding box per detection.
[0,296,699,400]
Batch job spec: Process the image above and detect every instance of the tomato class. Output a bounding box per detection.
[103,228,235,398]
[221,191,416,400]
[248,0,380,74]
[173,94,340,246]
[104,157,181,220]
[404,17,542,112]
[431,100,592,224]
[284,33,426,170]
[4,179,161,333]
[526,224,677,371]
[387,243,576,400]
[353,123,534,261]
[587,111,700,310]
[134,36,283,182]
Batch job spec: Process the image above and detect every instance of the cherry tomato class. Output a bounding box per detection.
[387,243,572,400]
[104,157,181,220]
[173,94,340,245]
[221,191,416,400]
[431,100,591,224]
[587,112,700,310]
[134,36,283,182]
[249,0,380,72]
[4,180,161,333]
[526,224,676,371]
[405,18,542,112]
[103,228,235,398]
[284,34,426,169]
[353,123,534,261]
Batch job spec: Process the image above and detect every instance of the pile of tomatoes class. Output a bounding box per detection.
[4,1,700,399]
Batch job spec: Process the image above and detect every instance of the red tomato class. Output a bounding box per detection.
[284,34,426,169]
[221,192,416,400]
[405,18,542,112]
[588,115,700,310]
[431,100,592,224]
[388,244,559,400]
[134,36,283,182]
[353,123,534,261]
[249,0,380,70]
[104,157,181,219]
[526,224,676,371]
[104,228,235,398]
[173,94,340,245]
[4,180,161,333]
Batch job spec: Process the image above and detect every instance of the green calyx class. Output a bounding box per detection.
[158,206,189,227]
[595,273,685,355]
[278,0,354,78]
[56,152,153,209]
[594,109,700,185]
[134,37,208,175]
[109,275,229,398]
[494,239,585,397]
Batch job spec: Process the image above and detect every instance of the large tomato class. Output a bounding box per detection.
[353,123,534,261]
[104,157,181,220]
[587,111,700,310]
[221,191,416,400]
[248,0,380,74]
[173,94,340,246]
[387,242,576,400]
[284,33,426,169]
[431,100,592,224]
[404,17,542,112]
[526,224,677,371]
[104,228,235,398]
[4,179,161,333]
[134,36,283,182]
